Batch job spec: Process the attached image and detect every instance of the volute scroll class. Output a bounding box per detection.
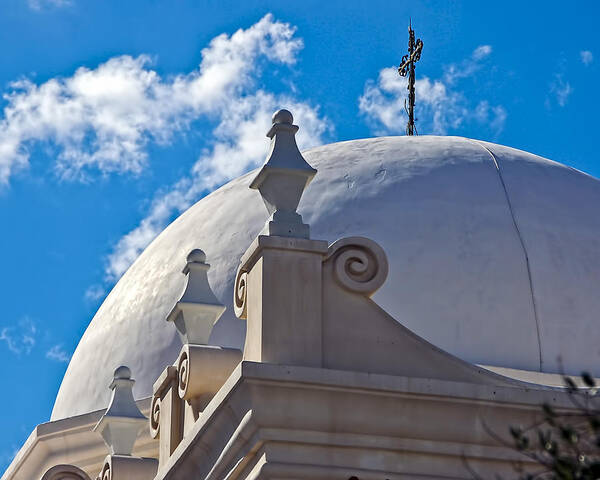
[149,394,161,439]
[324,236,389,296]
[41,464,91,480]
[233,266,248,320]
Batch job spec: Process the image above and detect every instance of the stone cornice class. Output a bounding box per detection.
[1,398,154,480]
[156,361,573,479]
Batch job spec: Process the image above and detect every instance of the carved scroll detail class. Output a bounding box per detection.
[233,267,248,319]
[41,465,91,480]
[149,394,161,439]
[325,236,388,296]
[177,349,190,400]
[97,456,158,480]
[176,344,242,402]
[100,461,111,480]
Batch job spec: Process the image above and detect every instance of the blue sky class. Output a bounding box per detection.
[1,0,599,472]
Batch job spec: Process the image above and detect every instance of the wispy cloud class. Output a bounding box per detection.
[444,44,493,84]
[359,45,506,137]
[84,284,106,302]
[475,100,507,134]
[472,45,492,61]
[0,318,36,355]
[0,14,304,185]
[105,96,327,282]
[580,50,594,66]
[27,0,72,11]
[81,16,329,282]
[549,73,573,107]
[46,344,71,363]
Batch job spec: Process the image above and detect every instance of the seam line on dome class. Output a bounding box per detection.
[469,139,543,372]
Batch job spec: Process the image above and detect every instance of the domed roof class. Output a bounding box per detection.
[52,136,600,420]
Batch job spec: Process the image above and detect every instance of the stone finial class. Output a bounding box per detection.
[93,366,147,456]
[249,109,317,239]
[166,249,225,345]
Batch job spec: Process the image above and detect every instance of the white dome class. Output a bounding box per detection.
[52,136,600,420]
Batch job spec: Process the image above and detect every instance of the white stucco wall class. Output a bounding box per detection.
[52,135,600,420]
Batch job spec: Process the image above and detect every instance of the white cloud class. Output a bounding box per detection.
[84,284,106,302]
[0,318,36,355]
[0,14,303,185]
[359,45,506,137]
[105,94,328,282]
[444,44,492,84]
[580,50,593,66]
[46,344,70,363]
[27,0,72,11]
[472,45,492,61]
[99,17,329,282]
[549,73,573,107]
[475,100,507,135]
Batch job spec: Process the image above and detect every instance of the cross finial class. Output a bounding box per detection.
[398,21,423,136]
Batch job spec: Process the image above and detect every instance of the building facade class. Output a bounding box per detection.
[3,109,599,480]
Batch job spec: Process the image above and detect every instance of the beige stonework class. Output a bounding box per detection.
[154,361,576,480]
[3,109,595,480]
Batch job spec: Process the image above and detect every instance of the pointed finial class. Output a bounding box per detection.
[249,109,317,239]
[166,249,225,344]
[93,366,147,456]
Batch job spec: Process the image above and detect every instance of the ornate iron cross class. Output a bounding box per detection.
[398,21,423,136]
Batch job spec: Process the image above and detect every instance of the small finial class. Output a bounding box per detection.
[272,109,293,125]
[186,248,207,264]
[166,249,225,344]
[93,366,147,456]
[113,365,131,380]
[250,108,317,238]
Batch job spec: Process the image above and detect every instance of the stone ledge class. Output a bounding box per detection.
[239,235,329,273]
[156,361,574,480]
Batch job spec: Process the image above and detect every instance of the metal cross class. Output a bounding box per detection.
[398,20,423,136]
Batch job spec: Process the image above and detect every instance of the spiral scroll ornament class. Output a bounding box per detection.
[41,465,92,480]
[177,349,190,399]
[325,237,388,296]
[233,267,248,319]
[149,394,161,439]
[100,461,111,480]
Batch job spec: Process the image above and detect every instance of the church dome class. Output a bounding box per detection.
[52,135,600,420]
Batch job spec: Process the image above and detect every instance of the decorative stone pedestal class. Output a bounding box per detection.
[235,235,328,367]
